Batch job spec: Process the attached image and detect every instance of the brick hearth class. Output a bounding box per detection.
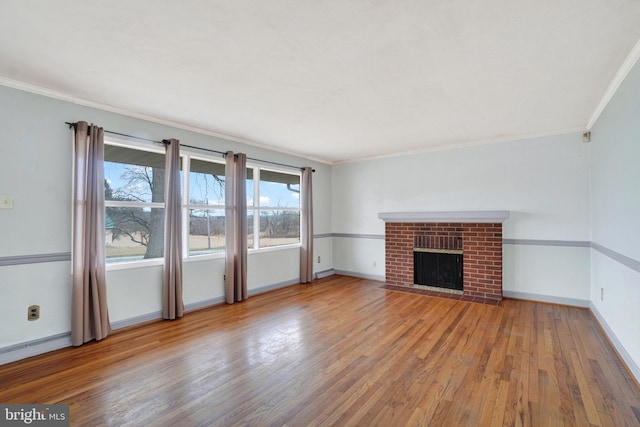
[385,222,503,301]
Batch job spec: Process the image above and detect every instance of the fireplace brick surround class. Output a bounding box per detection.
[380,212,508,302]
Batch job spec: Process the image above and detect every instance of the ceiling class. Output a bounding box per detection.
[1,1,640,164]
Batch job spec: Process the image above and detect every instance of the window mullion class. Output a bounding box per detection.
[182,155,190,257]
[253,168,260,250]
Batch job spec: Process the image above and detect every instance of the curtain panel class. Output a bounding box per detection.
[71,121,111,346]
[300,167,314,283]
[224,151,248,303]
[163,138,184,319]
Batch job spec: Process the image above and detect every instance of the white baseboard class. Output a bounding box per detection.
[0,333,72,366]
[249,279,300,295]
[314,268,335,279]
[502,290,589,307]
[589,303,640,384]
[110,311,163,330]
[333,269,385,282]
[185,297,226,312]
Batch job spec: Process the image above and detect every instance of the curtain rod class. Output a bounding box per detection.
[66,122,314,172]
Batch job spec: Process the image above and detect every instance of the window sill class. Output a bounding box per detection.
[249,243,301,255]
[183,252,225,263]
[106,258,164,271]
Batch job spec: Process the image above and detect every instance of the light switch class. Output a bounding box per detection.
[0,195,13,209]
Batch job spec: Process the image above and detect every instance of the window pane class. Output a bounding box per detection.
[258,210,300,248]
[247,210,255,249]
[258,170,300,208]
[104,145,165,203]
[246,168,254,206]
[189,209,225,256]
[106,207,164,263]
[189,159,225,206]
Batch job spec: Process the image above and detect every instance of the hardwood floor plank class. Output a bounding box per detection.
[1,276,639,426]
[570,351,602,426]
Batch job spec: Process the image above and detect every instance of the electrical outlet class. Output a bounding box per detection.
[0,195,13,209]
[317,256,321,263]
[28,305,40,321]
[600,288,604,301]
[372,261,377,268]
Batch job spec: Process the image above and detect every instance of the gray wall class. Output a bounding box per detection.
[0,86,332,356]
[589,58,640,381]
[2,61,640,383]
[331,133,591,304]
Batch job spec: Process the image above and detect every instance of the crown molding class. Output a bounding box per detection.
[587,37,640,130]
[0,77,332,165]
[334,127,585,165]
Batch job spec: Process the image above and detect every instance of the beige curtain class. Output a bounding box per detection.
[300,167,314,283]
[163,138,183,319]
[224,151,248,303]
[71,121,111,346]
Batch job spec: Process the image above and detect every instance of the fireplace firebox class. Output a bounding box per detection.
[379,211,509,301]
[414,249,463,291]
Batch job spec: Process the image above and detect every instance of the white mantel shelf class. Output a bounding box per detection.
[378,211,510,223]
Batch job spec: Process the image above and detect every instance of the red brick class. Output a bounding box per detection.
[385,221,502,300]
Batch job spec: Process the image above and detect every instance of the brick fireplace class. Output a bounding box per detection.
[379,211,509,302]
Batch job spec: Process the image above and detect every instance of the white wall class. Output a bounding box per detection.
[3,58,638,383]
[589,57,640,381]
[332,133,591,302]
[333,236,385,279]
[312,235,333,275]
[503,244,590,305]
[105,247,309,327]
[0,85,332,356]
[1,262,72,347]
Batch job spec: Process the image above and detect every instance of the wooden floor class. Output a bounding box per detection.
[1,276,639,426]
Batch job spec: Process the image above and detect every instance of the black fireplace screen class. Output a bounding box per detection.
[414,249,463,291]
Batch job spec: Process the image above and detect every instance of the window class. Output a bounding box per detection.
[103,140,299,265]
[183,157,226,257]
[247,167,301,249]
[104,143,166,264]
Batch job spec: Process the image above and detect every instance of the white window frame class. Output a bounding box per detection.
[181,152,226,262]
[103,139,301,268]
[247,164,302,252]
[104,138,166,270]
